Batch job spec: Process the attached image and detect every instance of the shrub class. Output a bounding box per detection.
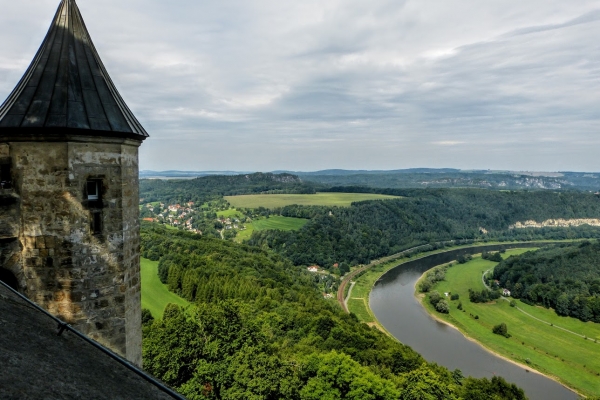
[420,279,433,293]
[493,322,511,338]
[457,254,473,264]
[451,293,459,301]
[436,299,450,314]
[489,252,503,262]
[141,308,154,325]
[457,301,463,310]
[429,291,442,306]
[510,300,517,307]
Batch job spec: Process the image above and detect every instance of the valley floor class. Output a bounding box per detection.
[417,252,600,397]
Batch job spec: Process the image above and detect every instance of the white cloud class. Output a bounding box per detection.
[1,0,599,171]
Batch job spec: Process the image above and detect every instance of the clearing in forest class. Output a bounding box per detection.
[236,215,309,241]
[141,257,191,319]
[224,192,401,209]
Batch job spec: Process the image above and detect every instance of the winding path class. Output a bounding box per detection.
[482,269,596,342]
[337,242,462,311]
[337,266,369,312]
[337,240,438,312]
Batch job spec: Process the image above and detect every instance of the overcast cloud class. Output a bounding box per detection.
[1,0,599,172]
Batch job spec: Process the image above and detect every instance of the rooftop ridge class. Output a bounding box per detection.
[0,0,148,138]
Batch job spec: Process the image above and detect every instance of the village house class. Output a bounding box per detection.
[502,289,511,297]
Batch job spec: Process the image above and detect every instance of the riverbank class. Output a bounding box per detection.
[342,240,569,327]
[415,252,600,398]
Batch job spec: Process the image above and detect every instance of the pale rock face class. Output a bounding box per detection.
[0,137,143,366]
[509,218,600,229]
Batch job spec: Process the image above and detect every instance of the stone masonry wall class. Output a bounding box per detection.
[0,138,142,366]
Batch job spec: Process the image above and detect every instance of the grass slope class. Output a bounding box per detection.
[347,261,400,323]
[253,216,309,231]
[141,257,191,319]
[419,251,600,397]
[224,192,401,209]
[217,209,244,218]
[236,216,309,242]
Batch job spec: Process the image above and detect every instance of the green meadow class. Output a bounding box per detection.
[419,251,600,397]
[224,192,401,209]
[216,209,245,218]
[236,215,309,242]
[141,257,191,319]
[347,261,401,324]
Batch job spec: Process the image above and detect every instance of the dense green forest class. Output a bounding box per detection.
[140,173,600,269]
[140,224,527,399]
[493,241,600,323]
[249,190,600,268]
[140,173,319,205]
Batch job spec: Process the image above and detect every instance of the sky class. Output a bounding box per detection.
[1,0,599,172]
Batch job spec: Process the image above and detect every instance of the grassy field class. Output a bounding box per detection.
[217,209,245,218]
[347,261,400,323]
[236,215,309,241]
[419,251,600,397]
[141,257,191,319]
[224,192,401,209]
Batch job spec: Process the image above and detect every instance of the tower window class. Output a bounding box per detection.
[91,211,102,235]
[0,162,11,189]
[87,180,100,200]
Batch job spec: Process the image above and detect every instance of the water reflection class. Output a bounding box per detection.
[370,244,578,400]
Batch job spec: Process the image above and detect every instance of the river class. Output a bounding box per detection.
[369,244,578,400]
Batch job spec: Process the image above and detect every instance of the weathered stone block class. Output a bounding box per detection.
[1,139,143,365]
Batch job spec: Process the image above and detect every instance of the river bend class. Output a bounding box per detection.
[369,244,578,400]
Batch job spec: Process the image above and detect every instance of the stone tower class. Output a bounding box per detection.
[0,0,148,365]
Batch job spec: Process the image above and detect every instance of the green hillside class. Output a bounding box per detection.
[140,257,191,319]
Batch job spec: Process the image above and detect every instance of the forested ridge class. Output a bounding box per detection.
[493,241,600,323]
[140,224,527,399]
[298,170,600,191]
[249,190,600,268]
[140,172,319,205]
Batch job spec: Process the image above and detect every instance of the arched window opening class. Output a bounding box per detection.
[0,268,19,291]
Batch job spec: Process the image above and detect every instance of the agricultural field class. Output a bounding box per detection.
[419,251,600,397]
[235,215,308,242]
[140,258,191,319]
[224,192,401,209]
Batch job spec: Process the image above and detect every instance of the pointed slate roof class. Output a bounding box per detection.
[0,0,148,139]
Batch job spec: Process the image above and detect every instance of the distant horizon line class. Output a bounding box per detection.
[140,168,599,175]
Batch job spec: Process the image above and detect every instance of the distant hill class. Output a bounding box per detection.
[294,170,600,191]
[140,172,320,204]
[142,169,600,191]
[140,170,253,178]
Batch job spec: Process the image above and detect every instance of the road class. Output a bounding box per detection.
[336,242,456,312]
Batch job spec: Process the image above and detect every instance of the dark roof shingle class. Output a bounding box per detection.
[0,284,173,399]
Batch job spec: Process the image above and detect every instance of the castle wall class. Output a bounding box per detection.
[0,138,142,366]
